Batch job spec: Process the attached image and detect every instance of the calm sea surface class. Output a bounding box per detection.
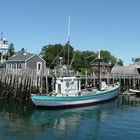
[0,95,140,140]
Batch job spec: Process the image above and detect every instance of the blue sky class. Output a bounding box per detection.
[0,0,140,65]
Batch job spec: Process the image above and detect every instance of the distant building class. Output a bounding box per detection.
[0,36,9,63]
[111,62,140,75]
[5,52,46,71]
[91,60,112,73]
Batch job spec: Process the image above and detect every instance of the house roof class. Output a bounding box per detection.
[7,52,35,62]
[130,62,140,68]
[111,65,139,75]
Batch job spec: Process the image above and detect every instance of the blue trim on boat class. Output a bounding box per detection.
[31,86,119,101]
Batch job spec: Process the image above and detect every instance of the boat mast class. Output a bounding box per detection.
[97,50,101,90]
[67,16,70,76]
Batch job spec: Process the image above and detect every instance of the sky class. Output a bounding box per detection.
[0,0,140,66]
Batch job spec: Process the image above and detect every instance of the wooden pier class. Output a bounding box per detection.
[0,68,140,104]
[0,68,48,103]
[82,72,140,91]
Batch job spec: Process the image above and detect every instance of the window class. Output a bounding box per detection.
[38,63,41,70]
[58,84,61,93]
[17,63,22,69]
[37,62,42,70]
[12,63,16,69]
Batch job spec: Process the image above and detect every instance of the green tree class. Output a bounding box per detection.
[82,51,96,67]
[8,43,15,57]
[116,59,123,66]
[40,44,74,68]
[72,50,96,74]
[73,50,96,68]
[40,44,123,70]
[100,50,117,66]
[73,50,82,68]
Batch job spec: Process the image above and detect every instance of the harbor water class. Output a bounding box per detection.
[0,95,140,140]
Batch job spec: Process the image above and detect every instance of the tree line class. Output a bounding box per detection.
[7,43,127,70]
[40,44,123,72]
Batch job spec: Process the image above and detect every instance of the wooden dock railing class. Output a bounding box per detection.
[0,68,140,103]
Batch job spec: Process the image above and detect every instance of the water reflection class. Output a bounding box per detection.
[0,99,119,140]
[1,95,140,140]
[0,100,34,140]
[30,102,119,140]
[31,101,117,125]
[119,94,140,106]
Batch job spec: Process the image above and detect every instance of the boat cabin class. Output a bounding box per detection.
[54,77,81,96]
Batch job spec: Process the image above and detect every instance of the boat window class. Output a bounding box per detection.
[77,80,79,90]
[58,84,61,93]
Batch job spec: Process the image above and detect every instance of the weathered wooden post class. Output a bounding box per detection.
[112,73,114,84]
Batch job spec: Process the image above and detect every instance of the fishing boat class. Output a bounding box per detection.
[31,17,120,109]
[31,77,120,109]
[31,49,120,109]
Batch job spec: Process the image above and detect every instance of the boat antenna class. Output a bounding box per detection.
[67,16,70,76]
[67,16,70,44]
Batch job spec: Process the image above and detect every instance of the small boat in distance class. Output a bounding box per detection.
[128,89,140,97]
[123,88,140,97]
[129,89,140,94]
